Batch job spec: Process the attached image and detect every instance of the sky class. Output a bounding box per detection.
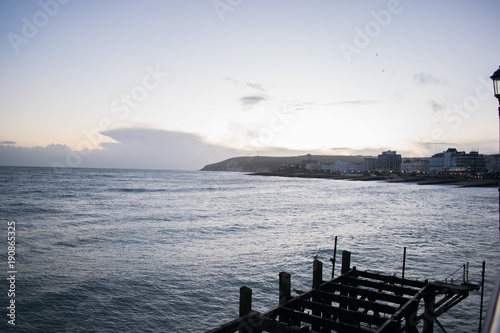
[1,0,500,170]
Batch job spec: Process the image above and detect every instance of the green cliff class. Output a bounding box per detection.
[200,155,370,172]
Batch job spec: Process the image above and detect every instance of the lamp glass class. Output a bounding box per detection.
[494,78,500,99]
[491,67,500,98]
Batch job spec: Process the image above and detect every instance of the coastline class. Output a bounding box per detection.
[248,172,499,187]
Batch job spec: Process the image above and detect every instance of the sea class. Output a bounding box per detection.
[0,166,499,333]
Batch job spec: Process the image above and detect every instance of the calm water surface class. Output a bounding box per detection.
[0,166,498,332]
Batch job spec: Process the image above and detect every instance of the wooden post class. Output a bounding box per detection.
[312,260,323,331]
[339,251,351,313]
[402,247,407,279]
[279,272,291,305]
[239,286,252,317]
[341,250,351,274]
[404,300,420,333]
[423,293,435,333]
[466,262,469,282]
[279,272,291,324]
[479,261,486,333]
[331,236,338,279]
[313,259,323,288]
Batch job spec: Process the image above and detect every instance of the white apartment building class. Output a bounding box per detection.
[321,160,364,173]
[401,159,429,172]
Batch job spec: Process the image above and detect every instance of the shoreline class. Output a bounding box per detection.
[248,172,498,188]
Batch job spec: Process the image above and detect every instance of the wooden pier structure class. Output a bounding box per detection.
[206,250,480,333]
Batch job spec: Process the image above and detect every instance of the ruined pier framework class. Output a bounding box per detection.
[207,250,480,333]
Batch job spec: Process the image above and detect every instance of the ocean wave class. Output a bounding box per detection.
[109,188,168,193]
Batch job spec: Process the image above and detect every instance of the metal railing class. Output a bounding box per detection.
[443,263,469,284]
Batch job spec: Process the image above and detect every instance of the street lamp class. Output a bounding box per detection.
[491,67,500,100]
[491,67,500,230]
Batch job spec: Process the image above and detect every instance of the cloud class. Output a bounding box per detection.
[225,78,266,92]
[89,128,242,170]
[411,138,498,156]
[0,141,16,145]
[0,144,72,167]
[413,141,459,149]
[429,99,447,112]
[329,147,387,156]
[404,141,459,157]
[325,100,378,106]
[224,77,271,108]
[0,128,240,170]
[239,95,269,107]
[413,73,448,86]
[329,147,357,154]
[224,77,238,85]
[246,82,265,91]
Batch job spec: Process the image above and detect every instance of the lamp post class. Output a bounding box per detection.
[490,67,500,230]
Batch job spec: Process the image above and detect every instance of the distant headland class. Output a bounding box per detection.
[200,155,368,172]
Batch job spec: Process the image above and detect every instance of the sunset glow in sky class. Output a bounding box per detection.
[1,0,500,169]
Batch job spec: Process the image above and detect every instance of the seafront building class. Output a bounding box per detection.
[297,148,491,175]
[321,160,364,173]
[376,150,402,172]
[401,159,430,172]
[487,154,500,173]
[429,148,486,172]
[364,158,377,173]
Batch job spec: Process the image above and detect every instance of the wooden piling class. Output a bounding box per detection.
[339,251,351,312]
[239,286,252,317]
[279,272,291,324]
[279,272,291,305]
[313,259,323,288]
[312,260,323,331]
[423,293,435,333]
[341,250,351,274]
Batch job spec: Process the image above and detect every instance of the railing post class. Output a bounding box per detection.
[479,261,486,333]
[466,262,469,282]
[402,247,407,279]
[331,236,338,279]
